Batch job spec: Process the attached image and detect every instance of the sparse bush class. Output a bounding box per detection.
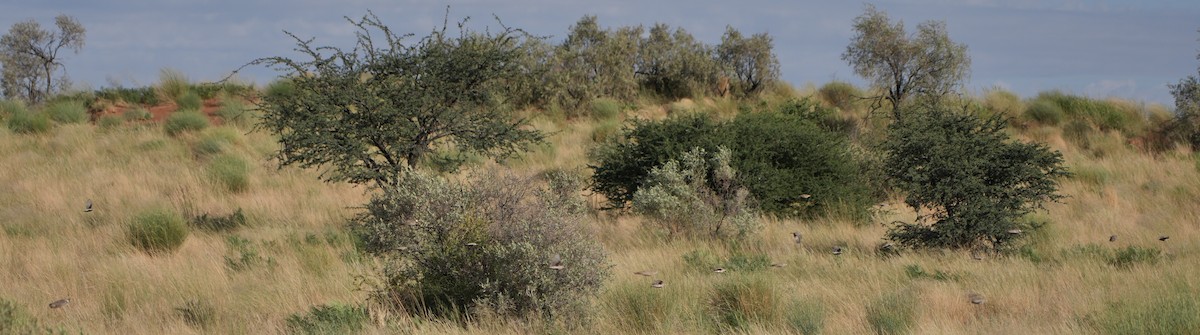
[285,304,369,335]
[634,147,759,240]
[6,110,51,134]
[123,107,152,121]
[785,299,825,335]
[45,99,87,124]
[190,208,247,232]
[1025,100,1065,125]
[224,235,272,272]
[590,97,622,121]
[865,289,917,335]
[207,154,250,192]
[157,68,190,101]
[176,91,202,111]
[709,276,778,331]
[818,81,862,111]
[98,114,122,129]
[175,299,215,330]
[353,172,609,322]
[164,110,209,136]
[128,208,189,254]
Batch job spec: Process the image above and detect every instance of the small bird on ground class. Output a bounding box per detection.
[1109,235,1118,242]
[971,251,984,261]
[771,263,787,268]
[1158,235,1169,241]
[713,268,726,273]
[634,270,658,277]
[465,242,479,247]
[549,255,565,270]
[651,280,665,288]
[799,194,812,199]
[968,292,985,305]
[49,298,70,309]
[832,246,844,256]
[84,199,93,213]
[1007,229,1023,235]
[792,232,804,246]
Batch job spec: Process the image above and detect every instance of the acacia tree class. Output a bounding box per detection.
[842,5,969,120]
[0,14,85,104]
[883,106,1068,252]
[635,23,721,99]
[716,26,780,97]
[253,12,543,189]
[1166,30,1200,148]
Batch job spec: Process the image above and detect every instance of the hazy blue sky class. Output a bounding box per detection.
[2,0,1197,106]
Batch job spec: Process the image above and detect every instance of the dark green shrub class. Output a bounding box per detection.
[207,154,250,192]
[1025,100,1065,125]
[865,289,917,335]
[45,100,88,124]
[818,81,862,111]
[6,110,51,134]
[128,208,189,254]
[176,91,203,111]
[285,304,369,335]
[353,172,609,322]
[190,208,247,232]
[591,102,873,218]
[709,276,778,330]
[164,111,209,136]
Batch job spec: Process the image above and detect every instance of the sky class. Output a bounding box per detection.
[2,0,1198,106]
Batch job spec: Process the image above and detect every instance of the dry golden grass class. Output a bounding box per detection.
[2,93,1198,334]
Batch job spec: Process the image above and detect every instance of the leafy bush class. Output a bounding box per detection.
[190,208,247,232]
[176,91,203,111]
[128,208,189,254]
[45,99,88,124]
[6,110,51,134]
[285,304,369,335]
[123,107,152,122]
[164,110,209,136]
[591,102,873,218]
[883,107,1068,251]
[709,276,778,330]
[633,147,760,240]
[207,154,250,192]
[1025,100,1064,125]
[353,172,609,322]
[818,81,862,111]
[865,289,917,335]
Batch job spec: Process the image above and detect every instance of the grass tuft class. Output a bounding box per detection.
[128,208,189,254]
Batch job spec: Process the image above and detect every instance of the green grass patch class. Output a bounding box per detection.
[1024,100,1065,126]
[176,91,203,111]
[123,107,153,122]
[164,110,209,136]
[590,97,623,121]
[175,299,216,330]
[284,304,369,335]
[0,98,27,119]
[98,114,123,129]
[866,288,918,335]
[6,110,51,134]
[709,275,778,330]
[128,208,189,254]
[208,154,250,192]
[1085,284,1200,334]
[45,100,88,124]
[1107,246,1162,269]
[785,299,825,334]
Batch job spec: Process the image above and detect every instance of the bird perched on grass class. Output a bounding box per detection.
[49,298,70,309]
[1109,235,1117,242]
[713,268,726,273]
[771,262,787,268]
[968,292,985,305]
[832,246,844,256]
[84,199,93,213]
[548,255,565,270]
[792,232,803,245]
[465,242,479,247]
[1007,229,1023,235]
[651,280,665,288]
[1158,235,1169,242]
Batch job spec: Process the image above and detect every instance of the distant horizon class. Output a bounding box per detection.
[2,0,1197,107]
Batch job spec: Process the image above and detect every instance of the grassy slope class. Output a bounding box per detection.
[1,93,1198,334]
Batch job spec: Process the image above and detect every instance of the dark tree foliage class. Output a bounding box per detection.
[590,99,874,217]
[252,12,543,189]
[636,23,721,99]
[716,26,781,97]
[1165,31,1200,148]
[883,106,1068,251]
